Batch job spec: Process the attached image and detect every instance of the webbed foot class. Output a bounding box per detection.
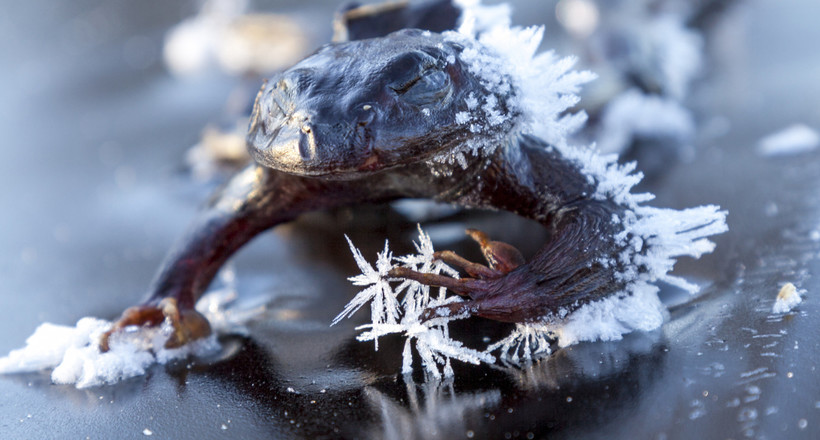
[99,298,211,352]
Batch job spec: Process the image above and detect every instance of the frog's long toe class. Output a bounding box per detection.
[388,229,530,315]
[389,229,576,324]
[99,298,211,352]
[388,266,481,296]
[420,301,478,322]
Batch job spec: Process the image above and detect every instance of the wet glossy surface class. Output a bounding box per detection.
[1,1,819,438]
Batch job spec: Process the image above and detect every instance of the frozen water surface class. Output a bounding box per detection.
[1,0,820,439]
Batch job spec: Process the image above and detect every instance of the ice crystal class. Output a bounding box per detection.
[356,295,494,380]
[334,227,494,378]
[446,16,596,148]
[433,0,595,168]
[331,238,400,341]
[486,323,554,365]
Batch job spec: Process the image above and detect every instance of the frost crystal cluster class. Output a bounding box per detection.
[332,228,494,378]
[434,0,596,168]
[337,1,727,376]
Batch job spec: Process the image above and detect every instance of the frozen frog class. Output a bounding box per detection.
[101,7,727,352]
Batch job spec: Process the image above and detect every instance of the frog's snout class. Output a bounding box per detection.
[247,78,377,176]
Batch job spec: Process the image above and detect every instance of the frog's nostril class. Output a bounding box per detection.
[298,131,314,160]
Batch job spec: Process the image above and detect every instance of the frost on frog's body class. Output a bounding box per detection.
[337,3,727,374]
[0,0,730,383]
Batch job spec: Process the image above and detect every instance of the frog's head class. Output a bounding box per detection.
[247,29,516,177]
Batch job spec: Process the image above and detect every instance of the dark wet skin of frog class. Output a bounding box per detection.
[101,29,628,351]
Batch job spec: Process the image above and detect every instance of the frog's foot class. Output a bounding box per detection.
[388,229,524,292]
[388,229,528,320]
[99,298,211,352]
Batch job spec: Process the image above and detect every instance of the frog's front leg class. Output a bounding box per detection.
[395,137,630,324]
[388,228,525,295]
[394,202,625,323]
[101,163,383,350]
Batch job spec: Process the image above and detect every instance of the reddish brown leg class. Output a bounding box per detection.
[100,164,400,351]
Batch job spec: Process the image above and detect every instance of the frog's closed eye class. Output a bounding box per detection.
[394,69,452,106]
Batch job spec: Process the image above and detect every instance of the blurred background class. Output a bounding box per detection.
[1,0,819,438]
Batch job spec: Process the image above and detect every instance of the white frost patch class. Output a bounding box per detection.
[757,124,819,157]
[487,283,665,366]
[437,1,595,165]
[163,0,249,76]
[0,317,218,388]
[163,0,309,77]
[550,283,665,347]
[454,0,512,33]
[641,15,703,100]
[0,270,264,388]
[596,89,695,154]
[772,283,803,314]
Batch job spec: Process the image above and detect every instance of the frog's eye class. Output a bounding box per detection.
[395,69,452,106]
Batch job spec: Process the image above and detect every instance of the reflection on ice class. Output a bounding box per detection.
[366,378,501,440]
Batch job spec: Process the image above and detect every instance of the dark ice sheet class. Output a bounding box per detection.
[1,1,819,439]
